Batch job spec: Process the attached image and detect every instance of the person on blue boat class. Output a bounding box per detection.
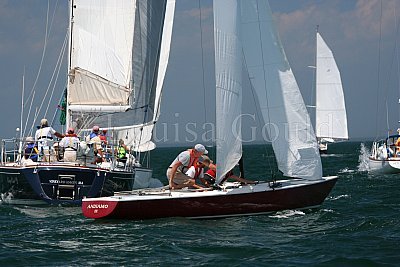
[115,139,128,164]
[59,127,80,162]
[167,144,208,190]
[34,118,64,161]
[85,125,104,163]
[24,136,39,162]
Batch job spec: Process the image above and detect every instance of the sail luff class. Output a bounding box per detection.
[214,0,243,183]
[315,32,348,140]
[240,0,322,180]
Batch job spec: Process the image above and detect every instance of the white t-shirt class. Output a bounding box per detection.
[185,166,204,179]
[35,126,57,147]
[169,150,191,172]
[59,136,80,150]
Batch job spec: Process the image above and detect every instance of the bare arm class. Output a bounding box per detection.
[54,132,64,139]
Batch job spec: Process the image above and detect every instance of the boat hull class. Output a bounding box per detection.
[82,176,338,220]
[0,163,152,205]
[368,157,400,174]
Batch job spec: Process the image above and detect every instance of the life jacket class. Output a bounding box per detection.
[37,127,54,140]
[117,146,127,159]
[25,143,39,160]
[182,149,198,173]
[193,164,204,179]
[89,132,98,139]
[64,134,79,150]
[204,168,233,180]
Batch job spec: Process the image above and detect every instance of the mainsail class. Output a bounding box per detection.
[214,0,322,180]
[316,32,348,141]
[67,0,175,152]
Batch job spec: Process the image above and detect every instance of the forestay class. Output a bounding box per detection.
[316,32,348,140]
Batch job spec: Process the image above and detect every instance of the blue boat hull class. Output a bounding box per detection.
[0,164,151,205]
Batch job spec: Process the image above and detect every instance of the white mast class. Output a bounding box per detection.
[66,0,74,130]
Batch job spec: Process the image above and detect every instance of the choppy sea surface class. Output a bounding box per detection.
[1,142,399,266]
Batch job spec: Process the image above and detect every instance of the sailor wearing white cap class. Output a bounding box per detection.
[167,144,209,190]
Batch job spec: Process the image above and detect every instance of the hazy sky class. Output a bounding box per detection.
[1,0,399,145]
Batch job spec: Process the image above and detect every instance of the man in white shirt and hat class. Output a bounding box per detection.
[34,118,64,161]
[167,144,208,190]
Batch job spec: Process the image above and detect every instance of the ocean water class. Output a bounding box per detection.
[1,142,399,266]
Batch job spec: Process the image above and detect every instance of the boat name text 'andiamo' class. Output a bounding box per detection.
[87,204,109,209]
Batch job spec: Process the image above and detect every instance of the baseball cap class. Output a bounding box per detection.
[194,144,208,154]
[40,118,48,126]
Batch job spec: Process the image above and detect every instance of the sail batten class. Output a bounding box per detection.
[316,32,348,140]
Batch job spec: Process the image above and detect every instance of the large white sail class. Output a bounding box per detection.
[113,0,176,152]
[68,0,135,109]
[214,0,243,183]
[316,32,348,140]
[240,0,322,180]
[67,0,175,152]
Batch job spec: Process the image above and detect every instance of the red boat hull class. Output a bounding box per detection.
[82,177,338,220]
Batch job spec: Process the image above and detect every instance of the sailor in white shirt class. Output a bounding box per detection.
[34,118,64,160]
[59,128,80,162]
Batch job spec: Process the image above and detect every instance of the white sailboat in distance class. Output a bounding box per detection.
[314,28,348,153]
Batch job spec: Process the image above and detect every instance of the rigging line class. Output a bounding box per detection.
[23,90,36,138]
[381,6,400,136]
[255,0,273,139]
[242,49,277,175]
[28,106,39,138]
[394,3,400,125]
[19,69,26,141]
[198,0,208,135]
[24,0,51,107]
[23,0,60,137]
[254,0,277,174]
[44,32,68,117]
[374,0,383,140]
[29,31,68,135]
